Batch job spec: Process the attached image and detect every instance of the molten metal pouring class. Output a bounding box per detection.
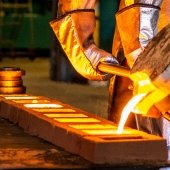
[98,63,170,121]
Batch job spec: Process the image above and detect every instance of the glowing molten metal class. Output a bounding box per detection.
[117,93,147,134]
[117,72,170,134]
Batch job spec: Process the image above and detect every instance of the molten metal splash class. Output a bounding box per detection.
[117,93,147,134]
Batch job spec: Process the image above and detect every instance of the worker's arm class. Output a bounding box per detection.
[50,0,119,81]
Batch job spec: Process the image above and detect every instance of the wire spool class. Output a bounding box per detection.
[0,67,26,94]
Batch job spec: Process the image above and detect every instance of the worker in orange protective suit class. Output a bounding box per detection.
[109,0,170,138]
[108,0,170,137]
[50,0,170,143]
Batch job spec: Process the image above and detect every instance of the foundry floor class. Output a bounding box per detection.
[1,57,109,119]
[0,57,168,169]
[0,57,109,169]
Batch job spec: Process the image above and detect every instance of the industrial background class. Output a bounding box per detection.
[0,1,118,168]
[1,1,168,169]
[0,0,118,83]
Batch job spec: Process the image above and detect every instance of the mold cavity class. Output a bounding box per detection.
[81,129,144,136]
[69,124,116,130]
[54,118,101,123]
[81,129,119,135]
[24,103,62,108]
[100,135,143,140]
[44,113,87,118]
[33,108,75,112]
[12,99,50,104]
[5,96,38,100]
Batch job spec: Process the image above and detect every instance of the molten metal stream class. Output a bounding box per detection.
[117,93,147,134]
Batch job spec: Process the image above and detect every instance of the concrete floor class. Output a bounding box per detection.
[0,57,109,119]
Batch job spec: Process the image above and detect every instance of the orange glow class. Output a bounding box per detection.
[82,129,119,135]
[5,96,38,100]
[33,108,76,112]
[100,134,143,140]
[133,87,170,115]
[24,103,63,108]
[54,117,101,123]
[117,72,169,134]
[44,113,88,118]
[131,72,156,94]
[81,129,137,135]
[12,99,50,104]
[69,124,116,130]
[117,93,146,134]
